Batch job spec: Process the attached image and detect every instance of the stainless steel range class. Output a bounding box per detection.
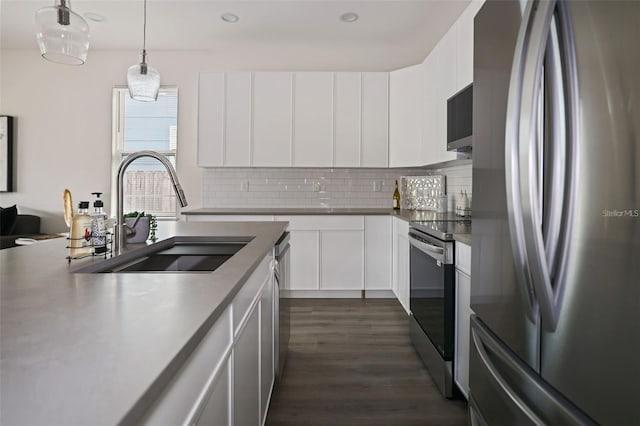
[408,217,470,398]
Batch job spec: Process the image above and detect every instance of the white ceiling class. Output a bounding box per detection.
[0,0,470,70]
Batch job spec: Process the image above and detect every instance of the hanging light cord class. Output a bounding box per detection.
[140,0,148,73]
[143,0,147,52]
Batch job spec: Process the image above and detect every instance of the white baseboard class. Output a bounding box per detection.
[281,289,395,299]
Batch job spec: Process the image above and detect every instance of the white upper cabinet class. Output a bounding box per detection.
[197,71,388,168]
[252,72,293,167]
[361,72,389,167]
[334,72,361,167]
[293,72,334,167]
[420,51,439,166]
[225,72,252,167]
[457,0,484,89]
[389,63,423,168]
[197,72,225,167]
[389,0,483,167]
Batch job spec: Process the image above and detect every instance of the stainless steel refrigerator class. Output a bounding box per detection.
[470,0,639,424]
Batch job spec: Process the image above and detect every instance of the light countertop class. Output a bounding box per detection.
[0,221,287,425]
[182,208,472,243]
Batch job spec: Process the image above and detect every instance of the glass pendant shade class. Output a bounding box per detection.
[127,0,160,102]
[35,0,89,65]
[127,52,160,102]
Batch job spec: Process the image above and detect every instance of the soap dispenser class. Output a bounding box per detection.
[69,201,92,258]
[90,192,108,254]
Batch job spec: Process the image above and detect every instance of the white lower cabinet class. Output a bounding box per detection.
[392,217,410,314]
[234,307,261,425]
[184,214,395,298]
[364,216,392,292]
[141,255,274,426]
[260,278,274,422]
[288,230,319,291]
[320,231,363,290]
[454,242,472,398]
[195,358,230,425]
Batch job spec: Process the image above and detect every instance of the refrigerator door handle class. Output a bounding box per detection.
[471,316,596,425]
[517,0,578,332]
[471,318,544,425]
[504,0,538,322]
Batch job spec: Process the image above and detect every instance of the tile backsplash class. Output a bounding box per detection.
[202,163,472,210]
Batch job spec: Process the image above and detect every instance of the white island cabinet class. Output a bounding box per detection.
[454,241,472,398]
[141,255,275,425]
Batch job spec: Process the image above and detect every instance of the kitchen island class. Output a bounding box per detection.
[0,221,287,425]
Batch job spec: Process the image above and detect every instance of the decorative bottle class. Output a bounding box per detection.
[393,180,401,210]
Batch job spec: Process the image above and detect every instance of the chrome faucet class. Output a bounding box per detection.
[115,150,188,255]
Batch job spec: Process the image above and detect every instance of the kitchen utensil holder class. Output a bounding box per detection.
[66,232,113,262]
[455,206,472,217]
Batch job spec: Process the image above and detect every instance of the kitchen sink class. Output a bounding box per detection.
[75,237,253,273]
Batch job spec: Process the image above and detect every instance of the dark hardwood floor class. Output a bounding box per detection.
[266,299,468,426]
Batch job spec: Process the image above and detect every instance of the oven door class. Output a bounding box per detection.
[409,229,455,360]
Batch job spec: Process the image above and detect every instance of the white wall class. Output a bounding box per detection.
[0,47,475,232]
[0,50,203,232]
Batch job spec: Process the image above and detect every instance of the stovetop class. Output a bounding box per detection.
[410,219,471,241]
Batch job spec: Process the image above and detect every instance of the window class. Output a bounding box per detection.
[111,87,178,218]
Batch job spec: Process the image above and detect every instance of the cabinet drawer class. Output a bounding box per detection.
[455,242,471,276]
[276,215,364,231]
[141,306,232,425]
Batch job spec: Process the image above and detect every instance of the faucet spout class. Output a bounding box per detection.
[115,150,188,255]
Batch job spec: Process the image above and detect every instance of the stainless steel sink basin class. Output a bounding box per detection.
[75,237,253,273]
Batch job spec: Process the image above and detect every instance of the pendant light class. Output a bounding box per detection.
[127,0,160,102]
[35,0,90,65]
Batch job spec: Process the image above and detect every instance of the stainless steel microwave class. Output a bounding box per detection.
[447,83,472,151]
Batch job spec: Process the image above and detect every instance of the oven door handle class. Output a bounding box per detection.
[409,237,444,262]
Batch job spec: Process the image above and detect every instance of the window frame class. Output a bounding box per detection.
[110,86,179,219]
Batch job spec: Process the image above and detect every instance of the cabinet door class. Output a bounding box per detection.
[361,72,389,167]
[435,32,459,163]
[456,0,484,90]
[260,278,274,422]
[288,231,319,290]
[234,307,260,426]
[252,72,292,166]
[397,233,410,314]
[293,72,333,166]
[320,230,364,290]
[455,269,471,398]
[421,51,438,166]
[364,216,392,290]
[334,72,362,167]
[195,358,230,426]
[392,217,400,297]
[225,72,252,166]
[198,72,225,167]
[389,63,423,167]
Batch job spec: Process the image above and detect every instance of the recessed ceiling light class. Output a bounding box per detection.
[84,12,106,23]
[221,13,239,23]
[340,12,359,23]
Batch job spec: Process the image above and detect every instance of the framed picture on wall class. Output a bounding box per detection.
[0,115,14,192]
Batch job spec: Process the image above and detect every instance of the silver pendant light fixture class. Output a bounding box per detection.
[127,0,160,102]
[35,0,90,65]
